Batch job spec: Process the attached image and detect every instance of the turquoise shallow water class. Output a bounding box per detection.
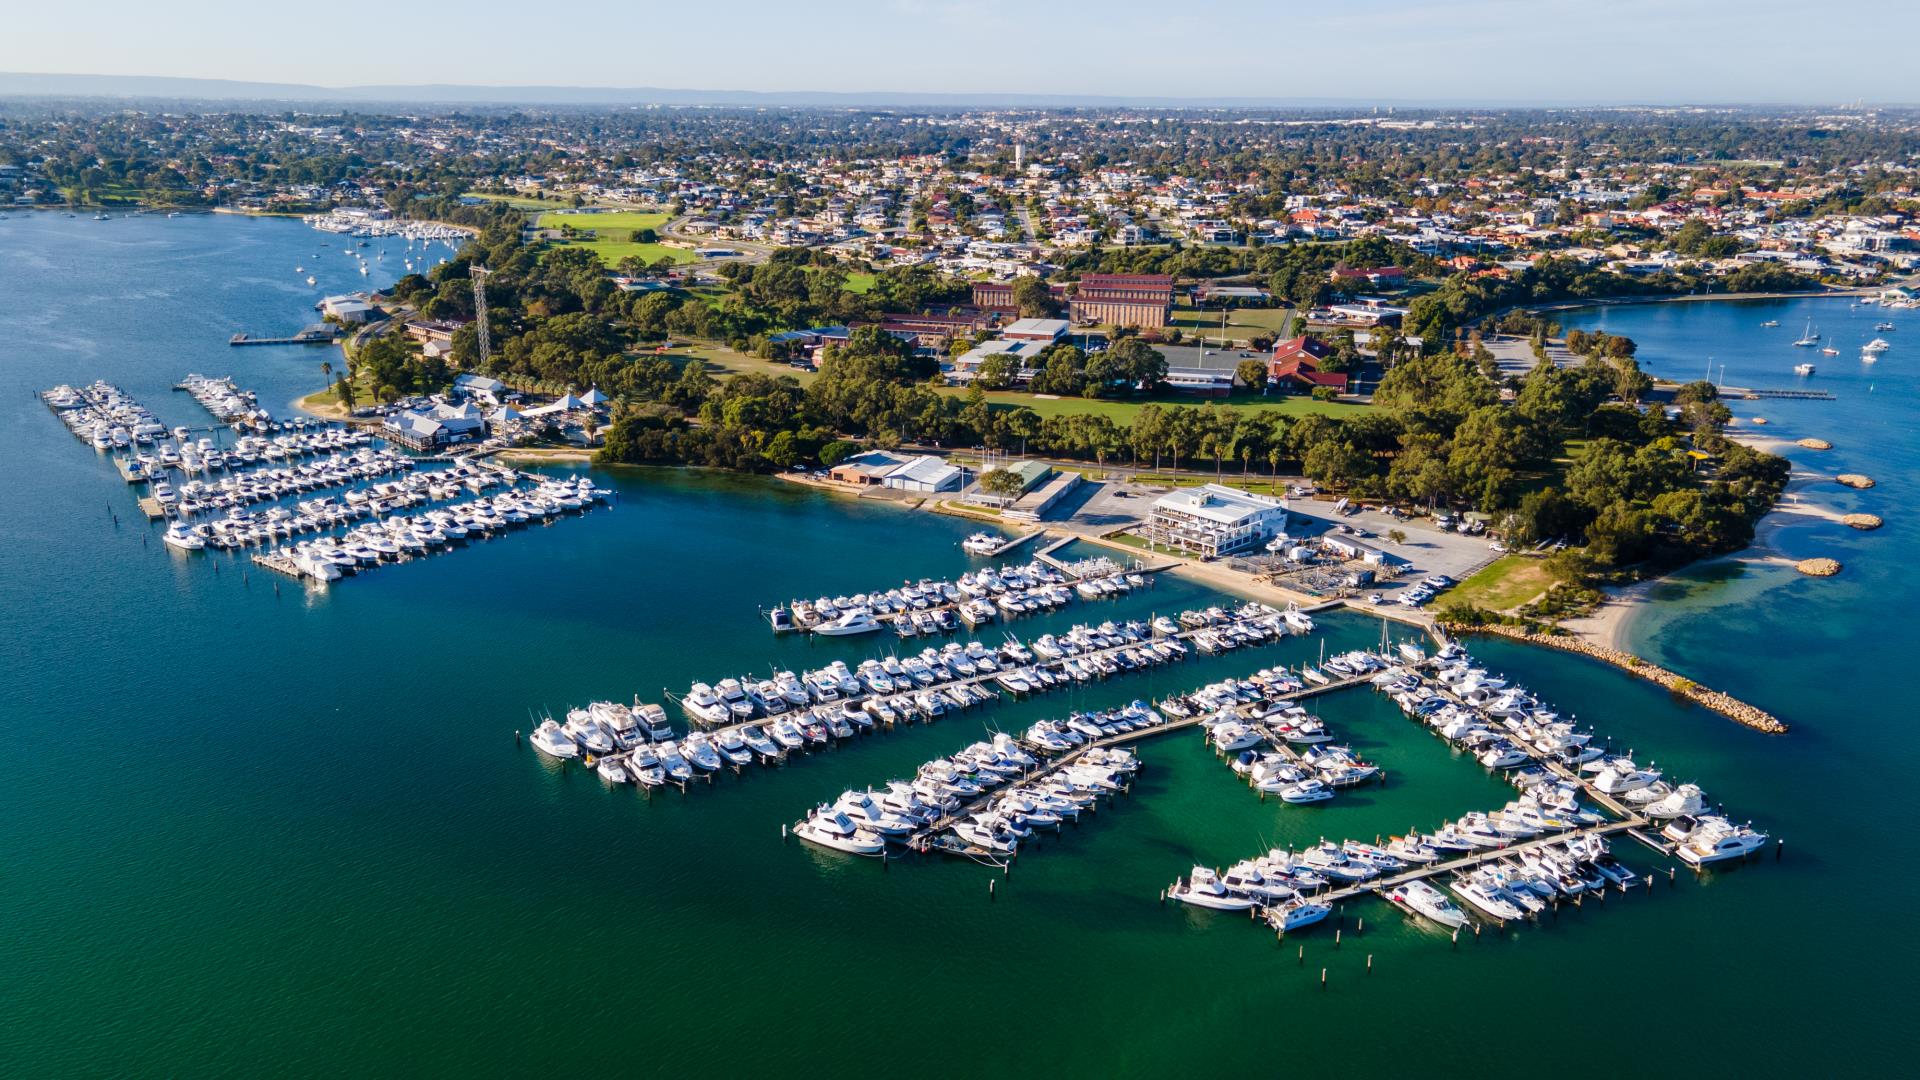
[0,215,1904,1076]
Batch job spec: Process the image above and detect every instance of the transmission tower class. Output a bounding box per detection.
[471,265,492,366]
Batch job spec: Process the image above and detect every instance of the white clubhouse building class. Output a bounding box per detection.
[1143,484,1288,558]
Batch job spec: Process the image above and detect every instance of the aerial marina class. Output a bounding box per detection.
[13,73,1909,1071]
[41,377,609,583]
[770,554,1152,635]
[534,602,1300,791]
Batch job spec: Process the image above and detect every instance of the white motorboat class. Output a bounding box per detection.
[1168,867,1258,911]
[529,720,579,760]
[1263,898,1332,933]
[794,809,887,856]
[563,712,615,754]
[1645,782,1706,819]
[1388,880,1470,929]
[162,523,206,551]
[1863,337,1891,354]
[1794,362,1816,376]
[1449,875,1525,921]
[1677,823,1768,866]
[595,757,632,784]
[814,609,883,636]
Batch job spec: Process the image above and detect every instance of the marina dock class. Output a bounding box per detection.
[229,326,343,346]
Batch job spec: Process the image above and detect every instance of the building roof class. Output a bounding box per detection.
[1002,318,1069,340]
[1152,483,1286,525]
[886,455,961,487]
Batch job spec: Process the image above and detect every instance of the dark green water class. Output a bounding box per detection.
[0,216,1900,1076]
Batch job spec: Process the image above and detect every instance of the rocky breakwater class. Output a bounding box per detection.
[1440,622,1790,734]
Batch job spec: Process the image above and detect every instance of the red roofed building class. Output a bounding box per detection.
[1269,335,1349,393]
[1068,273,1173,328]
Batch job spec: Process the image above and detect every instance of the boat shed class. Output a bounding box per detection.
[881,454,964,493]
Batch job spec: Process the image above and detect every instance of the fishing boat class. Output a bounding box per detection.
[1168,867,1259,911]
[529,720,579,760]
[1263,898,1332,933]
[1388,880,1471,929]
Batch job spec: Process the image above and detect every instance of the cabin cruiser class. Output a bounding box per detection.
[1676,821,1768,866]
[794,809,887,856]
[529,720,579,760]
[1388,880,1471,929]
[563,711,616,755]
[1264,898,1332,933]
[1450,873,1527,921]
[1644,782,1706,819]
[595,757,632,784]
[815,609,883,636]
[162,523,207,551]
[1168,867,1259,911]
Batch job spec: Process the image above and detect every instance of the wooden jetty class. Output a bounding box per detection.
[1741,388,1835,400]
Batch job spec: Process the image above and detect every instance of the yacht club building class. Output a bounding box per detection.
[1143,483,1288,558]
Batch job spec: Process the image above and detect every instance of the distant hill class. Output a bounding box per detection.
[0,71,1549,109]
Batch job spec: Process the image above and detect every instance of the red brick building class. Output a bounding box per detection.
[1068,273,1173,328]
[1269,335,1349,393]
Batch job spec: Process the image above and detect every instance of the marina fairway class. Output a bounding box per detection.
[0,212,1903,1078]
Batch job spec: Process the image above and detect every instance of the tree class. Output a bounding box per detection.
[1387,528,1407,546]
[1235,358,1268,394]
[1012,275,1057,318]
[979,468,1026,499]
[975,353,1019,390]
[818,439,860,467]
[320,360,333,390]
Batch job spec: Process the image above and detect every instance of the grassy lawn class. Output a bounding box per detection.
[1168,304,1296,342]
[1446,555,1554,612]
[844,271,876,294]
[535,210,671,232]
[534,210,695,267]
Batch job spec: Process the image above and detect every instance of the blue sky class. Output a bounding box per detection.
[3,0,1916,103]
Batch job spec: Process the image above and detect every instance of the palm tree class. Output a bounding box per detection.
[321,360,333,390]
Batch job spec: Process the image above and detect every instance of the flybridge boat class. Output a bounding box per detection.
[962,532,1002,555]
[529,720,579,760]
[1168,867,1259,911]
[1388,880,1471,929]
[794,809,887,856]
[1676,820,1768,866]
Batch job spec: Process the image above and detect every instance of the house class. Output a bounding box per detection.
[1144,484,1288,558]
[949,337,1054,383]
[881,455,963,493]
[1268,335,1349,393]
[451,373,507,405]
[1068,273,1173,328]
[382,402,487,450]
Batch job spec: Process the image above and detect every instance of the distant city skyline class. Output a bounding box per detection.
[3,0,1918,105]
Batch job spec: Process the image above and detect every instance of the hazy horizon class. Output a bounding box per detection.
[2,0,1917,106]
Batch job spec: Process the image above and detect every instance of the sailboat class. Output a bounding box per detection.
[1792,319,1820,347]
